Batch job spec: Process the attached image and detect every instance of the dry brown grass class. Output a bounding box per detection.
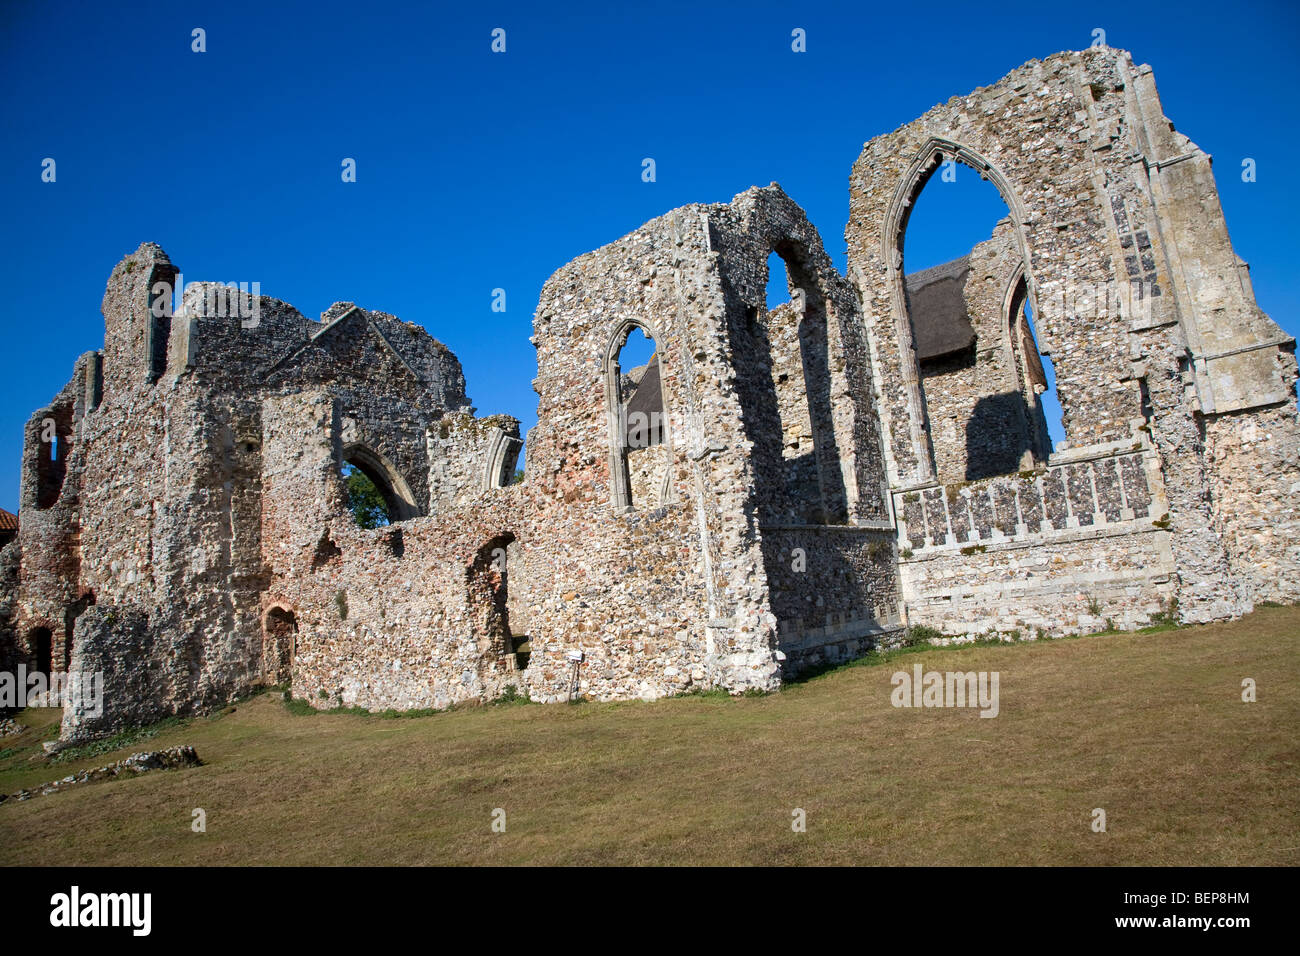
[1,605,1296,866]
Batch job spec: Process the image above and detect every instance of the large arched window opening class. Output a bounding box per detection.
[604,321,671,512]
[763,247,847,523]
[340,444,418,528]
[894,146,1062,482]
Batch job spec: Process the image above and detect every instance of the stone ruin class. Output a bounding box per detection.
[1,47,1295,741]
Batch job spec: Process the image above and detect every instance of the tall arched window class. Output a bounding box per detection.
[762,246,848,523]
[604,322,671,511]
[894,147,1062,482]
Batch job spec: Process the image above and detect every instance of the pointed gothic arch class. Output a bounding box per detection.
[882,138,1043,482]
[602,318,673,512]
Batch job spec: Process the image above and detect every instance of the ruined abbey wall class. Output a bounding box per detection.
[848,46,1297,634]
[10,244,487,737]
[261,186,902,712]
[2,45,1295,740]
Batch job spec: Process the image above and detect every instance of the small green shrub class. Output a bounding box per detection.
[904,624,942,647]
[493,684,532,706]
[1149,596,1181,628]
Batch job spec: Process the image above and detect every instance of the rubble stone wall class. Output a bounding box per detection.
[895,439,1177,634]
[1205,396,1300,606]
[427,411,522,511]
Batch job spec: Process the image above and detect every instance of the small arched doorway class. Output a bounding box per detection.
[469,534,531,671]
[263,607,298,685]
[29,627,53,679]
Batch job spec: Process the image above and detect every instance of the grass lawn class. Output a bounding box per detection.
[1,605,1296,866]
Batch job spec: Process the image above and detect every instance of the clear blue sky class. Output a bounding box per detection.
[2,0,1296,511]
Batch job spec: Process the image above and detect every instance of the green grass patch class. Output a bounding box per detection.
[0,605,1295,866]
[282,692,447,720]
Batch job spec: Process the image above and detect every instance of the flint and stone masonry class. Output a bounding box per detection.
[2,47,1295,741]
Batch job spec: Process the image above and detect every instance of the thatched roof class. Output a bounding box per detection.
[904,256,976,361]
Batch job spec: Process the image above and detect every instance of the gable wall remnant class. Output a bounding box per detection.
[848,46,1296,631]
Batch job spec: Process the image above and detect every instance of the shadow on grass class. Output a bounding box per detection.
[783,617,1190,688]
[280,681,540,720]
